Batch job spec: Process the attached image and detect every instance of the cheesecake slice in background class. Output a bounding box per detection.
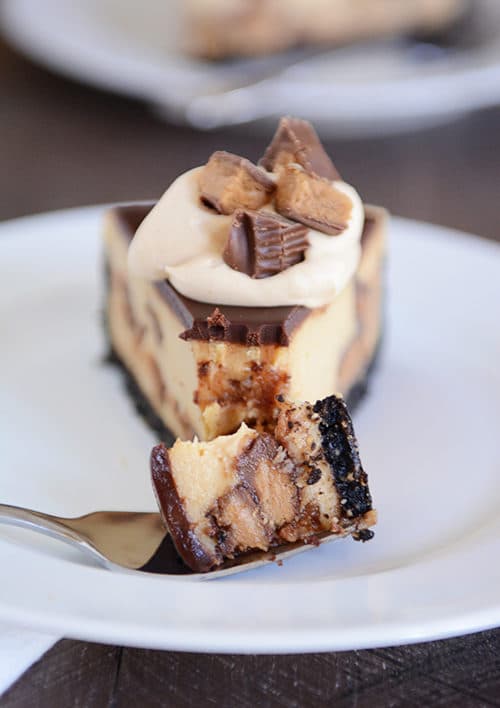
[184,0,467,59]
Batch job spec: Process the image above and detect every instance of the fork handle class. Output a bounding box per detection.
[0,503,102,563]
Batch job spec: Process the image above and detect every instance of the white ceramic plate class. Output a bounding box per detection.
[2,0,500,136]
[1,206,499,653]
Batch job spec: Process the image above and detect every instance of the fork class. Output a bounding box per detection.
[0,503,345,579]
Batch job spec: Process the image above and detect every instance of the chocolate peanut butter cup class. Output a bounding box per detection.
[223,209,309,278]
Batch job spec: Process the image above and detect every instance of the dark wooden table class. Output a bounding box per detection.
[1,37,499,708]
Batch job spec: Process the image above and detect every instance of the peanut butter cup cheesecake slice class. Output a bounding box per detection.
[184,0,467,59]
[151,395,376,572]
[104,117,387,441]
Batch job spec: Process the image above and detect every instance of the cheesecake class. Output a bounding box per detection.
[184,0,467,58]
[151,394,376,572]
[103,117,387,442]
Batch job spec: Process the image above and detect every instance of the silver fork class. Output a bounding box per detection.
[0,503,347,579]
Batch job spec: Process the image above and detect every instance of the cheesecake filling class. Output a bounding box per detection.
[128,166,365,308]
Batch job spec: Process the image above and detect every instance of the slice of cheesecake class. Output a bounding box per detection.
[184,0,467,59]
[151,394,376,572]
[104,202,385,441]
[103,117,387,442]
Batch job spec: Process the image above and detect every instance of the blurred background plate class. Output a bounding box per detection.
[2,0,500,136]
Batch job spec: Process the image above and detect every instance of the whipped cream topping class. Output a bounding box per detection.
[128,167,364,308]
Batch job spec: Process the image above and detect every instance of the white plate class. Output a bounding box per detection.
[2,0,500,136]
[1,205,499,653]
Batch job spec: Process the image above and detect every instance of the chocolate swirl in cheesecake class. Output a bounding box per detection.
[259,116,341,180]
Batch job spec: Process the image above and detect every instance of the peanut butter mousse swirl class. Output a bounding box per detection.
[128,118,365,309]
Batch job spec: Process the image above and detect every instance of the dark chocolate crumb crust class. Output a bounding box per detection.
[105,347,175,447]
[313,395,373,519]
[352,528,375,542]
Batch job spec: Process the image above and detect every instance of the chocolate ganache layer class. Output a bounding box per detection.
[114,203,379,347]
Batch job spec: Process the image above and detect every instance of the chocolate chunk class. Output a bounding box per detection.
[259,117,340,180]
[275,164,352,235]
[353,528,375,542]
[306,468,322,485]
[223,209,309,279]
[151,443,216,573]
[199,151,275,215]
